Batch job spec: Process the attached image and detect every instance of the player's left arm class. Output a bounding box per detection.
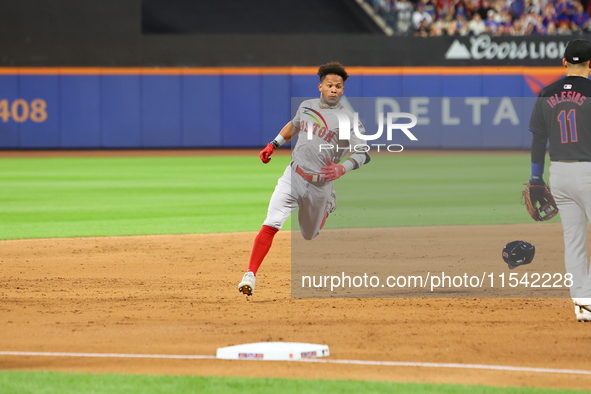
[345,118,371,170]
[320,119,371,181]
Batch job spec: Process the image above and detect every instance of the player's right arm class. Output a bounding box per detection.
[528,96,549,185]
[259,121,298,164]
[280,121,298,143]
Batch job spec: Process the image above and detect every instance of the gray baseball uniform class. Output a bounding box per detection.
[530,71,591,302]
[263,98,369,239]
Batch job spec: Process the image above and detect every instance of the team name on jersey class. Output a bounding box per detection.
[300,120,337,143]
[546,91,587,108]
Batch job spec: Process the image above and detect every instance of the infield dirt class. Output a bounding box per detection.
[1,223,591,390]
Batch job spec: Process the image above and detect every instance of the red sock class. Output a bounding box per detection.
[248,225,278,275]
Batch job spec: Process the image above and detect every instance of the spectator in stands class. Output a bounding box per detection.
[555,0,574,27]
[491,0,506,15]
[542,3,558,28]
[532,13,548,34]
[445,19,459,34]
[557,19,574,33]
[412,3,434,32]
[476,0,495,20]
[363,0,590,36]
[433,13,448,30]
[372,0,390,14]
[454,0,471,18]
[415,18,432,35]
[510,0,526,18]
[523,9,540,30]
[526,0,543,16]
[484,9,500,33]
[396,0,414,35]
[499,11,515,33]
[524,20,537,34]
[483,22,495,34]
[456,14,471,34]
[381,1,398,32]
[437,0,455,17]
[419,0,438,18]
[571,0,590,32]
[511,18,525,34]
[429,21,445,35]
[469,12,487,34]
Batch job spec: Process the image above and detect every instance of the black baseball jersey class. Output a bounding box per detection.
[529,75,591,163]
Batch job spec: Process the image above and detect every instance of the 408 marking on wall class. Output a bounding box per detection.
[0,99,47,123]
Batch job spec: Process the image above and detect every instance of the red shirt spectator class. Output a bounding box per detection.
[437,0,455,16]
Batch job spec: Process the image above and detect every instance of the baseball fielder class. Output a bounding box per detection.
[528,39,591,322]
[238,62,370,296]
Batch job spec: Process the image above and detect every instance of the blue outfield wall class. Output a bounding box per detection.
[0,67,568,149]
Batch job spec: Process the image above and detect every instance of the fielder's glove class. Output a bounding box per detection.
[522,181,559,221]
[259,143,275,164]
[321,158,346,182]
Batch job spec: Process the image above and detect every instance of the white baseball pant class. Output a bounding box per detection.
[263,164,333,240]
[550,161,591,301]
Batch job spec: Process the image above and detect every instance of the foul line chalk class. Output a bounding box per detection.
[0,351,589,376]
[0,351,216,360]
[301,358,591,376]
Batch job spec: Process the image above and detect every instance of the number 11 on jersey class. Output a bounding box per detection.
[557,109,578,143]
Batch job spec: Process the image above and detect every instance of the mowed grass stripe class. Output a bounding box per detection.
[0,371,581,394]
[0,153,547,240]
[0,155,289,239]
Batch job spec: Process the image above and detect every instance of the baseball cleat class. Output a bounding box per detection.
[326,190,337,215]
[575,305,591,322]
[238,271,256,296]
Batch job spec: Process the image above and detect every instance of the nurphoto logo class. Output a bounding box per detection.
[313,112,418,153]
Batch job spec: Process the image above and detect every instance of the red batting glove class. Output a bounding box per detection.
[259,143,275,164]
[320,158,346,182]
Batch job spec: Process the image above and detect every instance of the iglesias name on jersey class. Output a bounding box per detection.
[529,75,591,162]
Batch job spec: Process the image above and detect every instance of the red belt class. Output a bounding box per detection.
[293,164,323,183]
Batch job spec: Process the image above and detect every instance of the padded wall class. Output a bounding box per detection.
[0,67,566,149]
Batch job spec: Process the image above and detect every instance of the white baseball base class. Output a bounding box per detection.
[216,342,330,361]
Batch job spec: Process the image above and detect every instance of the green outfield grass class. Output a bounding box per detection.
[319,152,551,230]
[0,371,584,394]
[0,152,551,240]
[0,155,289,239]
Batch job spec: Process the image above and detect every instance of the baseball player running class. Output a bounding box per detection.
[528,39,591,322]
[238,61,370,296]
